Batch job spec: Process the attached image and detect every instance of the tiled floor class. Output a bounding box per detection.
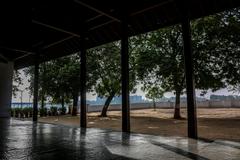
[0,119,239,160]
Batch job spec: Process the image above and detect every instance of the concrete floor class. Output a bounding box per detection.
[0,119,239,160]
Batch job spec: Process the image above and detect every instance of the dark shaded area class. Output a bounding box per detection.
[151,141,210,160]
[1,119,240,159]
[0,119,136,160]
[1,0,239,68]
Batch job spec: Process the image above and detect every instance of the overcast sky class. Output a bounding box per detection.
[12,69,239,102]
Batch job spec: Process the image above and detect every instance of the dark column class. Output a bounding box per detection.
[33,55,39,122]
[80,43,87,128]
[181,2,198,139]
[121,15,130,133]
[0,62,13,118]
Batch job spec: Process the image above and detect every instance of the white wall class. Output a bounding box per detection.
[0,62,14,117]
[83,100,240,113]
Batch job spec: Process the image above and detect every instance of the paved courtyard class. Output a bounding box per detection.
[0,119,239,160]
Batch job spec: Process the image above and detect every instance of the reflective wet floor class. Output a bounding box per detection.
[0,119,239,160]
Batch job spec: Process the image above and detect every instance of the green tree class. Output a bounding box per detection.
[143,83,164,111]
[45,56,78,115]
[24,53,97,115]
[88,42,137,117]
[192,8,240,93]
[136,26,186,119]
[136,21,226,119]
[12,70,23,98]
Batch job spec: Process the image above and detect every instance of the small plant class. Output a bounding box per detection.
[72,106,77,116]
[47,109,52,116]
[39,108,47,117]
[68,105,72,114]
[20,108,24,118]
[22,107,29,118]
[28,108,33,117]
[11,108,14,117]
[60,107,66,115]
[14,108,20,118]
[50,107,58,116]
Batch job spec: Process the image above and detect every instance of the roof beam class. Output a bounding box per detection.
[0,46,35,62]
[130,0,174,16]
[43,36,75,49]
[0,46,34,55]
[8,49,34,55]
[74,0,121,22]
[32,20,81,37]
[0,53,8,63]
[13,52,34,61]
[88,20,115,31]
[32,41,44,48]
[86,14,103,23]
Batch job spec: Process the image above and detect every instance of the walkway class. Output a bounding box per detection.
[0,119,239,160]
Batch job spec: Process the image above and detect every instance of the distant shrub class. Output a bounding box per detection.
[14,108,20,118]
[60,107,66,115]
[39,108,47,117]
[50,107,58,116]
[10,108,14,117]
[22,108,29,118]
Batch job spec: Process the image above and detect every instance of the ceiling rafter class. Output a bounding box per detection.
[43,36,75,49]
[0,47,35,62]
[74,0,121,22]
[130,0,174,16]
[12,0,240,69]
[86,14,103,23]
[32,20,81,37]
[0,53,8,63]
[88,20,115,31]
[13,52,34,61]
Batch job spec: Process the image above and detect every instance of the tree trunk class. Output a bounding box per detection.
[41,94,44,109]
[40,94,45,117]
[174,90,181,119]
[61,95,64,109]
[153,99,156,111]
[99,93,115,117]
[41,63,46,110]
[61,95,65,115]
[72,92,78,116]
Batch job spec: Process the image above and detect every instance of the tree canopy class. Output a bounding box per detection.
[21,8,240,118]
[88,42,137,117]
[135,8,240,118]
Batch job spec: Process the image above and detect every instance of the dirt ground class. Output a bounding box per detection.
[39,108,240,142]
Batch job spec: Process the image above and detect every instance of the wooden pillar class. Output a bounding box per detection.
[80,41,87,128]
[121,14,130,133]
[181,1,198,139]
[0,62,13,118]
[33,55,39,122]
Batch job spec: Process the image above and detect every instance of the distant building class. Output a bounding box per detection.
[130,95,144,103]
[88,95,145,105]
[210,95,240,101]
[11,102,33,108]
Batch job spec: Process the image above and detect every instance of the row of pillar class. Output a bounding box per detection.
[0,62,14,118]
[0,16,197,138]
[31,21,197,139]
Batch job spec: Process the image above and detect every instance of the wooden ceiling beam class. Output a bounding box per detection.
[74,0,121,22]
[32,20,81,37]
[13,52,34,61]
[88,20,115,31]
[86,14,103,23]
[0,46,35,62]
[43,36,75,49]
[0,53,8,63]
[130,0,174,16]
